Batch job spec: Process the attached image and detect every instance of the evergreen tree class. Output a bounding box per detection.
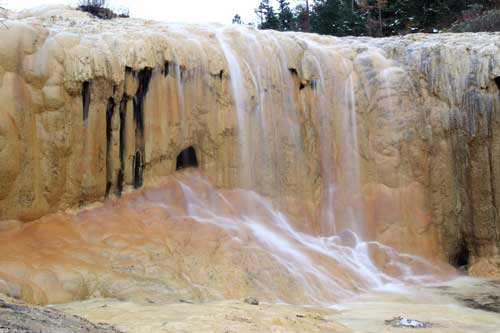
[311,0,365,36]
[255,0,280,30]
[278,0,295,31]
[253,0,500,35]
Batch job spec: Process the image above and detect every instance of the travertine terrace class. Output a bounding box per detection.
[0,5,500,308]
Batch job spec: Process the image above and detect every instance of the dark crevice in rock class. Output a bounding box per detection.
[117,94,128,197]
[133,68,153,136]
[133,150,143,189]
[105,97,115,199]
[218,70,224,80]
[176,146,198,170]
[82,81,91,124]
[494,77,500,92]
[487,133,498,236]
[289,68,298,76]
[132,67,152,189]
[451,239,470,270]
[116,169,124,197]
[299,82,306,90]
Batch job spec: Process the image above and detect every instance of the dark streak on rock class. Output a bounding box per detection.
[82,81,91,124]
[132,67,152,189]
[105,96,115,199]
[494,77,500,93]
[117,94,128,197]
[133,150,143,189]
[133,68,152,137]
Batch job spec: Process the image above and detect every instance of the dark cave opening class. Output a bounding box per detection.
[176,146,199,170]
[451,241,470,270]
[494,77,500,92]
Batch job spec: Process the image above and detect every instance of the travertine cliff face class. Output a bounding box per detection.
[0,5,499,296]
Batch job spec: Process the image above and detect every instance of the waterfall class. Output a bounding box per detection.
[207,27,444,299]
[0,15,463,306]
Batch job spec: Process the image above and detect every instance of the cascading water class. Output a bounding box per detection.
[154,25,450,302]
[168,171,442,303]
[207,27,447,300]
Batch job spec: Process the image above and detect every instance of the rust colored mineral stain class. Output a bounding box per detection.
[0,170,452,306]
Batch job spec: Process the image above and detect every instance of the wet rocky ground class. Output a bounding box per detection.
[1,277,499,333]
[0,295,121,333]
[428,278,500,314]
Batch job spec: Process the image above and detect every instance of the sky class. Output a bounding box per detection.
[2,0,300,25]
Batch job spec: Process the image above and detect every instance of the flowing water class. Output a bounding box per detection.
[209,27,444,299]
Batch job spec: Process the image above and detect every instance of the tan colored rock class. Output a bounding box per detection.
[0,7,499,292]
[0,220,22,231]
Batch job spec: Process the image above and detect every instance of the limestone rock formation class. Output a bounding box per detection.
[0,5,499,305]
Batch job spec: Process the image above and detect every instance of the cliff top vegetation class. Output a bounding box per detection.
[77,0,129,19]
[234,0,500,36]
